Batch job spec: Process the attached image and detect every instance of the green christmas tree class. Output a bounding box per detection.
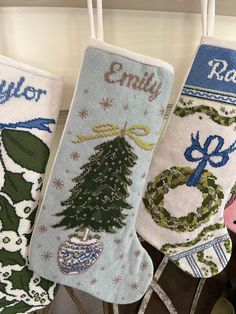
[53,135,138,238]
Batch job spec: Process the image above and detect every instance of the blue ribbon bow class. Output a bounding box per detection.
[0,117,55,133]
[184,131,236,186]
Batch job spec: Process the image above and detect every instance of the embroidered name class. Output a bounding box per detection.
[207,59,236,83]
[0,76,47,105]
[104,62,162,101]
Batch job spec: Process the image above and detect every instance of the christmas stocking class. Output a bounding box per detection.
[0,55,63,313]
[224,183,236,233]
[28,0,174,304]
[137,0,236,278]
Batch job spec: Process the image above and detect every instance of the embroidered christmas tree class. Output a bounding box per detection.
[54,135,138,234]
[53,122,155,274]
[53,123,145,274]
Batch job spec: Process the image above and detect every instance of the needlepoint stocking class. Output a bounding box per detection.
[0,56,63,313]
[136,38,236,278]
[28,39,173,304]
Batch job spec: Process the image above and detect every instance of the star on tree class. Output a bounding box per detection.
[100,97,113,110]
[79,108,89,119]
[53,178,64,190]
[41,251,52,261]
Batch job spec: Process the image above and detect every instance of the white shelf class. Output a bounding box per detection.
[0,0,236,17]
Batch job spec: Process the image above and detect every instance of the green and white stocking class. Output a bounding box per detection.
[137,2,236,278]
[28,0,173,304]
[0,56,63,313]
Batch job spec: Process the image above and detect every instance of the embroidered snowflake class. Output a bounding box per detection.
[113,238,122,245]
[113,276,123,285]
[131,282,139,290]
[100,97,113,110]
[79,108,89,119]
[140,261,149,272]
[90,278,97,285]
[123,103,129,111]
[133,250,141,257]
[159,105,165,117]
[144,110,148,116]
[38,225,48,233]
[41,251,52,261]
[84,88,88,94]
[141,172,146,179]
[117,253,124,260]
[70,151,80,160]
[53,178,64,189]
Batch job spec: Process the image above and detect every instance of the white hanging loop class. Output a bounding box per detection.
[200,0,215,37]
[201,0,208,36]
[87,0,96,39]
[96,0,104,41]
[87,0,104,41]
[207,0,215,36]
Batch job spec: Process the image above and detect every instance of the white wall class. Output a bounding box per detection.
[0,7,236,110]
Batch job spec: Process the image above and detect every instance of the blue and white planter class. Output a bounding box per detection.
[58,236,103,274]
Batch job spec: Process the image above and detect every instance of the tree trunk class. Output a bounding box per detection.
[82,228,90,241]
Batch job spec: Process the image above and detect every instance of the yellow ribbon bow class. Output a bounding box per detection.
[72,123,155,151]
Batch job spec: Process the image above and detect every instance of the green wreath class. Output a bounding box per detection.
[143,166,224,232]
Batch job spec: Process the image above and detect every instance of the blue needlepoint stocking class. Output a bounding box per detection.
[28,39,173,303]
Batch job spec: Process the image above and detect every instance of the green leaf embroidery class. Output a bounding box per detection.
[8,267,32,291]
[1,301,34,314]
[0,282,7,292]
[0,249,25,267]
[37,278,56,293]
[0,297,16,310]
[2,129,50,173]
[0,195,20,231]
[2,171,33,204]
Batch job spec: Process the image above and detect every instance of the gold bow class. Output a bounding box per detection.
[72,123,155,151]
